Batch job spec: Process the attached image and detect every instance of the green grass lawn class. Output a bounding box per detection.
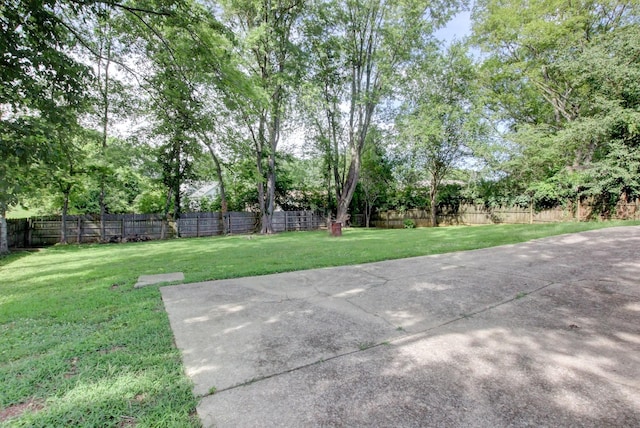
[1,221,638,426]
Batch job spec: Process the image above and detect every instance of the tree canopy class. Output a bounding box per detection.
[2,0,639,253]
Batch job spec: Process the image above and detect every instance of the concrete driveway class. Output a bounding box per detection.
[161,226,640,427]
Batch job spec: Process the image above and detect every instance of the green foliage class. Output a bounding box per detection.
[0,0,93,218]
[403,219,416,228]
[273,154,325,211]
[437,183,464,209]
[388,182,431,211]
[473,0,640,211]
[0,0,90,117]
[134,190,168,214]
[397,42,486,223]
[351,128,394,223]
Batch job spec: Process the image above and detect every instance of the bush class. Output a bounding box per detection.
[403,218,416,229]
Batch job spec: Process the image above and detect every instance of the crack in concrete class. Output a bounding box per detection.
[312,284,330,298]
[357,268,393,282]
[344,294,395,328]
[440,261,575,285]
[201,279,558,400]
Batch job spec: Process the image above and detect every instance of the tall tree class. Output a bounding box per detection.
[0,0,181,251]
[398,43,484,226]
[129,0,251,222]
[0,0,90,252]
[220,0,305,233]
[304,0,463,223]
[472,0,640,208]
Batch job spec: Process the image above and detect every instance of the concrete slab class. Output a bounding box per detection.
[347,267,550,333]
[160,226,640,427]
[161,277,398,395]
[135,272,184,288]
[201,281,640,427]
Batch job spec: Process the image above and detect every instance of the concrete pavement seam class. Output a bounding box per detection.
[344,294,396,328]
[198,279,558,401]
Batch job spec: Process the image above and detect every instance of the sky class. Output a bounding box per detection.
[434,10,473,45]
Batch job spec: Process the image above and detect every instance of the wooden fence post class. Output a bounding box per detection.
[77,217,82,243]
[27,219,32,247]
[529,201,533,225]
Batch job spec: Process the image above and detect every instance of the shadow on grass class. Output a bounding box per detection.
[0,249,38,267]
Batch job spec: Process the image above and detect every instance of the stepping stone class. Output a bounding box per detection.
[135,272,184,288]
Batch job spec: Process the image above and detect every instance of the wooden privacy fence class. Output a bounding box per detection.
[175,211,325,236]
[372,202,640,228]
[6,210,326,248]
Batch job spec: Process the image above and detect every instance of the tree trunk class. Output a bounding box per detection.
[200,132,229,233]
[262,86,281,235]
[173,147,182,221]
[99,43,111,243]
[429,182,438,227]
[206,147,228,212]
[61,189,70,244]
[336,154,361,224]
[99,185,106,241]
[256,147,267,234]
[0,208,9,255]
[264,152,276,234]
[211,154,229,234]
[162,188,172,240]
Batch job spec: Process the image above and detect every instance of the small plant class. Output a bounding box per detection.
[515,292,528,299]
[358,341,376,351]
[208,386,217,395]
[403,219,416,229]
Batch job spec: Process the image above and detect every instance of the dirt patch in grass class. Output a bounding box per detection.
[134,393,147,403]
[118,416,137,427]
[65,356,80,378]
[98,345,126,355]
[0,398,45,422]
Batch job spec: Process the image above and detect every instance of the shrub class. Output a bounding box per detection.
[403,218,416,229]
